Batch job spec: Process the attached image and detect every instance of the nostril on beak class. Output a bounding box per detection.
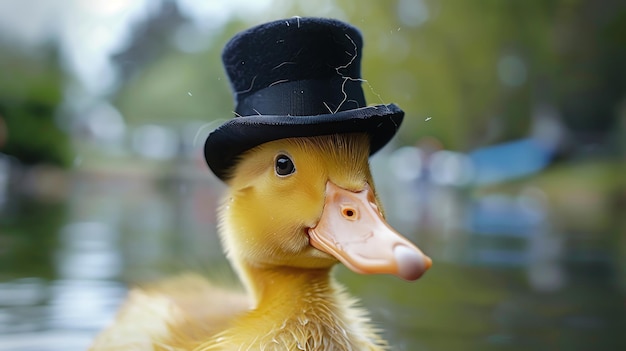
[341,207,357,220]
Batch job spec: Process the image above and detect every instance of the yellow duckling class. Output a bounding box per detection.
[91,17,431,351]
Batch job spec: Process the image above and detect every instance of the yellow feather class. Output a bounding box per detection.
[90,134,389,351]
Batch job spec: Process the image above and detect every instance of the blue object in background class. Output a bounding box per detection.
[469,138,554,185]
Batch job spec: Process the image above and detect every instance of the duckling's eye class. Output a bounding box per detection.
[275,154,295,177]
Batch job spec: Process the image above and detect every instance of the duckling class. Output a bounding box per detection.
[209,133,432,349]
[90,17,431,351]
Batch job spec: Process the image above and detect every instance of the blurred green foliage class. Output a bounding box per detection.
[112,0,626,153]
[344,0,626,149]
[1,0,624,165]
[0,199,66,280]
[112,19,244,127]
[0,44,70,166]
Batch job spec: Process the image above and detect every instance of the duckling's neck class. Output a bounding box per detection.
[246,266,332,307]
[224,264,385,350]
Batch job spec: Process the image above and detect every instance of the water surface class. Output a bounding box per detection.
[0,166,623,350]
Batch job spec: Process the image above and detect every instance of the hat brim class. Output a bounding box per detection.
[204,103,404,180]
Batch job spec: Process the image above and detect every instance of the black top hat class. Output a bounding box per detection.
[204,17,404,180]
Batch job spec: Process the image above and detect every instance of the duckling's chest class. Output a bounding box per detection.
[210,299,385,351]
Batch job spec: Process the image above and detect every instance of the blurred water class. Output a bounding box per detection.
[0,161,624,351]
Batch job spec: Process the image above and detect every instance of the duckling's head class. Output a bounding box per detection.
[206,18,431,287]
[219,133,431,282]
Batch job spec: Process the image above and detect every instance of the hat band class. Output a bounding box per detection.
[235,79,365,117]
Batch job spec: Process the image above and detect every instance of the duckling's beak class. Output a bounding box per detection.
[308,181,432,281]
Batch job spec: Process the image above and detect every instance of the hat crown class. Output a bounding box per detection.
[222,17,366,117]
[205,18,404,181]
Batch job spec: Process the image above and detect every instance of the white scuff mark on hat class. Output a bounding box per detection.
[269,79,289,87]
[272,61,296,70]
[236,75,257,94]
[332,33,389,114]
[323,102,333,114]
[292,16,301,28]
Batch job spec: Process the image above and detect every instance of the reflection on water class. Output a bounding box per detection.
[0,159,624,350]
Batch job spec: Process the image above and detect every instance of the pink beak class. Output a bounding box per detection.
[308,181,432,281]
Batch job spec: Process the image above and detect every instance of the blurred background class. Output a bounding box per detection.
[0,0,625,350]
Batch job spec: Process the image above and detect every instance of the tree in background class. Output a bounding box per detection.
[345,0,626,152]
[0,43,70,166]
[109,0,626,158]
